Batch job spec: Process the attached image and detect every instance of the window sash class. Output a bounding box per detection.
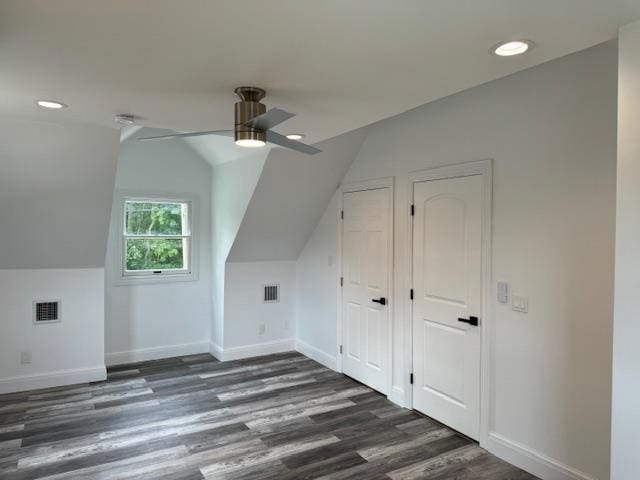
[123,234,191,239]
[123,200,191,237]
[121,198,192,277]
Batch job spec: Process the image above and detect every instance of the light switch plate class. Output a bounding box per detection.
[512,295,529,313]
[497,281,509,304]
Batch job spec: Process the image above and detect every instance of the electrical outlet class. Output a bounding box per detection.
[20,351,32,364]
[258,323,266,335]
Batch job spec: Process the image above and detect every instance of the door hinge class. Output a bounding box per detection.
[410,373,414,384]
[341,210,344,220]
[340,276,344,287]
[339,345,343,354]
[410,288,414,300]
[410,204,415,216]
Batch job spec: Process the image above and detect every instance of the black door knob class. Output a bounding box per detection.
[372,297,387,306]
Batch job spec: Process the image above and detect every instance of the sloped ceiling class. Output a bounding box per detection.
[185,135,270,167]
[2,1,640,146]
[0,118,120,268]
[228,127,369,262]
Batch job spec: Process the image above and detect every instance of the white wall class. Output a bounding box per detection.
[0,269,106,393]
[611,21,640,480]
[210,154,267,350]
[296,191,340,367]
[105,132,213,364]
[220,261,296,359]
[0,118,118,393]
[219,131,366,360]
[297,42,617,480]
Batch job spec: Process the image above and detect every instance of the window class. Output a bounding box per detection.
[121,198,192,278]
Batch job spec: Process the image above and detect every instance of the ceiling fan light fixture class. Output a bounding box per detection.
[235,138,266,148]
[491,39,534,57]
[235,123,267,148]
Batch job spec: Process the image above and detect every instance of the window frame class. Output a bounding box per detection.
[115,191,199,285]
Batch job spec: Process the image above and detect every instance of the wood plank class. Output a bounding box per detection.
[0,351,538,480]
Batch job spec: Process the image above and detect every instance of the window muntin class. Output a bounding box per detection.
[122,200,191,276]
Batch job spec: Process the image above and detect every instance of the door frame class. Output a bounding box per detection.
[337,176,395,398]
[407,159,493,445]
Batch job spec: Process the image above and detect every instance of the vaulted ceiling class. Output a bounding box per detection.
[228,127,369,262]
[2,0,639,145]
[0,118,119,268]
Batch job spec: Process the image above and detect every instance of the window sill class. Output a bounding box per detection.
[114,271,199,287]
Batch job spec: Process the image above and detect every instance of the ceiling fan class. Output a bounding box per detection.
[138,87,321,155]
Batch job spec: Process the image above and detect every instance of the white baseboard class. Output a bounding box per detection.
[295,339,337,370]
[105,341,210,366]
[486,432,598,480]
[0,366,107,394]
[209,342,223,361]
[388,385,407,408]
[212,339,296,362]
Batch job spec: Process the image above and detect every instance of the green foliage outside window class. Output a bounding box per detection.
[124,201,189,271]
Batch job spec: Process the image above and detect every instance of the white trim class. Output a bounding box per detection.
[408,159,492,181]
[112,190,200,286]
[337,176,395,398]
[105,341,210,366]
[0,366,106,394]
[341,176,394,193]
[209,342,224,361]
[388,385,406,407]
[486,432,598,480]
[212,339,295,362]
[295,339,337,370]
[407,159,493,444]
[336,196,344,374]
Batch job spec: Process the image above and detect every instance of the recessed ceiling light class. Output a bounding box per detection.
[36,100,67,109]
[286,133,305,140]
[235,139,266,148]
[491,40,534,57]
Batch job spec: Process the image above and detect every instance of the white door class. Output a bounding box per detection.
[412,174,483,440]
[341,187,391,394]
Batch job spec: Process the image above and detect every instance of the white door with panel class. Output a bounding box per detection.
[412,174,483,440]
[341,187,391,394]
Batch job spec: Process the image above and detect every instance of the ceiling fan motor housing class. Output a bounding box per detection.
[234,86,266,144]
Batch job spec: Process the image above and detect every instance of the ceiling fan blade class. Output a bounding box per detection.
[244,108,295,130]
[138,130,234,141]
[266,130,322,155]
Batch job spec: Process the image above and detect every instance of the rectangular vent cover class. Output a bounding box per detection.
[34,301,61,323]
[263,285,279,303]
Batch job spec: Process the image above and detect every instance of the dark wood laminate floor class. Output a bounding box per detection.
[0,352,538,479]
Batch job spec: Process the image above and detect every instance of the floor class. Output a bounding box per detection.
[0,352,538,479]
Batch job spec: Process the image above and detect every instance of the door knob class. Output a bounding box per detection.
[372,297,387,306]
[458,316,479,326]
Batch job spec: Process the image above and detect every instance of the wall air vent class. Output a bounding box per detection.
[263,285,279,303]
[33,300,61,324]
